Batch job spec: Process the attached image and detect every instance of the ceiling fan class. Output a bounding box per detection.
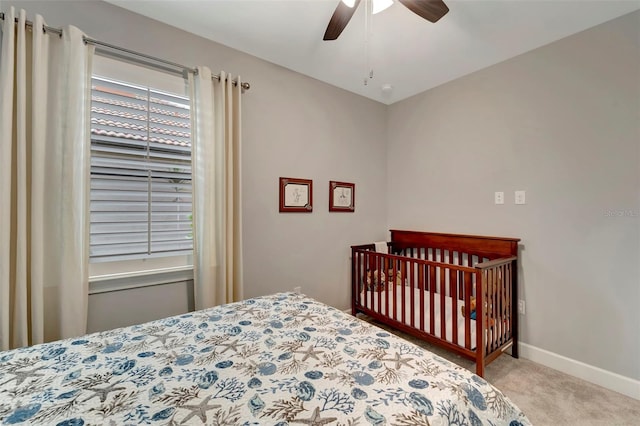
[323,0,449,41]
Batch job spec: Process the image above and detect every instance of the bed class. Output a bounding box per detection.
[352,230,521,377]
[0,292,529,425]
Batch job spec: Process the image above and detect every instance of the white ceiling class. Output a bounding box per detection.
[105,0,640,105]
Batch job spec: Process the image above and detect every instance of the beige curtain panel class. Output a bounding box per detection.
[0,7,93,350]
[189,67,244,310]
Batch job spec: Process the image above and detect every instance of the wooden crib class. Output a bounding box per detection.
[351,230,520,377]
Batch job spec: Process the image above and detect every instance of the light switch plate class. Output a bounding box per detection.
[494,192,504,205]
[515,190,526,205]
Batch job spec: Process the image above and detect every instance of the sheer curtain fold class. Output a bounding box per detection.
[190,67,243,310]
[0,7,93,351]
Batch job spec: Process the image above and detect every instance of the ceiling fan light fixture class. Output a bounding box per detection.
[325,0,448,41]
[372,0,393,14]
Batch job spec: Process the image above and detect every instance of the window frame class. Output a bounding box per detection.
[88,55,194,287]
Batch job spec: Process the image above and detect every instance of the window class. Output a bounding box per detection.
[89,73,192,265]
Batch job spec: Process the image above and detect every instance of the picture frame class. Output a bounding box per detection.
[279,177,313,213]
[329,181,355,212]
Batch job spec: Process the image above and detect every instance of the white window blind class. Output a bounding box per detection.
[90,76,193,262]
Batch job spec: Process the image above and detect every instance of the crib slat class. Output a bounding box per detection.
[373,253,378,312]
[366,252,371,311]
[496,268,501,349]
[451,266,458,346]
[440,266,446,341]
[491,268,498,352]
[358,252,362,308]
[495,265,504,348]
[496,267,501,349]
[424,249,429,290]
[475,269,484,376]
[464,271,472,350]
[363,253,368,306]
[499,265,505,345]
[380,254,385,315]
[398,262,407,324]
[362,252,366,310]
[391,259,395,320]
[492,266,498,348]
[353,251,357,312]
[429,264,435,335]
[409,260,415,328]
[367,253,372,312]
[498,265,504,346]
[419,262,425,332]
[455,251,461,297]
[487,269,493,352]
[506,263,512,341]
[485,269,495,353]
[399,261,405,324]
[378,254,382,314]
[366,252,370,311]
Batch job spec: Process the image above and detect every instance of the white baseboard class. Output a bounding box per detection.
[519,343,640,400]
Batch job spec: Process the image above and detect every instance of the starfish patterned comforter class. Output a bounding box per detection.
[0,292,530,425]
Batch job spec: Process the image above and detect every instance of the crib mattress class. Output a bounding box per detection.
[359,287,478,349]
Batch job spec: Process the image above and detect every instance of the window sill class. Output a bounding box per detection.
[89,265,194,295]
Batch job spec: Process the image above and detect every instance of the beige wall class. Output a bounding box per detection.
[86,281,194,333]
[387,11,640,380]
[3,0,387,325]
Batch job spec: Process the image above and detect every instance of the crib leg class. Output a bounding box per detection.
[511,258,519,359]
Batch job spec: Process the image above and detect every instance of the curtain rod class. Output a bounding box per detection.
[0,12,250,91]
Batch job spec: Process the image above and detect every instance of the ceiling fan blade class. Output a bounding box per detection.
[323,0,362,41]
[397,0,449,23]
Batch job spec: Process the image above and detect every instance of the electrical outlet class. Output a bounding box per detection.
[494,191,504,205]
[518,299,525,315]
[293,286,301,294]
[515,190,526,205]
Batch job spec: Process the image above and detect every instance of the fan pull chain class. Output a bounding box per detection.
[364,0,372,85]
[368,0,374,82]
[364,2,368,85]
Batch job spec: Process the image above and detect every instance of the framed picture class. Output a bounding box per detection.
[279,177,313,212]
[329,181,355,212]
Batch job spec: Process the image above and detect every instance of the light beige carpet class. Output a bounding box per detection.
[366,318,640,425]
